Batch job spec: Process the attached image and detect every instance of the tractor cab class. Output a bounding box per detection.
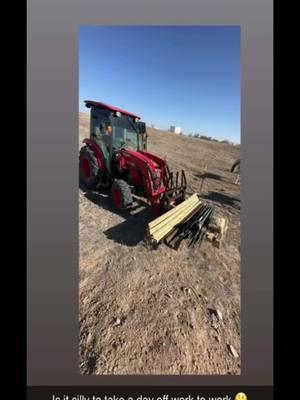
[85,100,147,170]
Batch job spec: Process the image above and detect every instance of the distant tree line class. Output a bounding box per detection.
[177,131,238,146]
[190,133,236,145]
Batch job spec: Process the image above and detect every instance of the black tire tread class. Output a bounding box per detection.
[111,179,133,209]
[79,145,99,189]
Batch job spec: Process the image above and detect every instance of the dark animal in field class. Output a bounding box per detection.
[231,159,240,184]
[231,159,240,173]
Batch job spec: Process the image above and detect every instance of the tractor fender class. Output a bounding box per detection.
[83,139,106,172]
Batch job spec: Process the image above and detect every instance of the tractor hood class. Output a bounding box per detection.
[120,148,166,170]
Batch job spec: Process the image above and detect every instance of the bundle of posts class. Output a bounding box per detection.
[147,194,214,249]
[165,204,214,249]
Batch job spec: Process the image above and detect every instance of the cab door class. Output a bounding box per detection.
[90,108,111,172]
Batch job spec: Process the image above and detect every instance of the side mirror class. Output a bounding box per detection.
[137,122,146,134]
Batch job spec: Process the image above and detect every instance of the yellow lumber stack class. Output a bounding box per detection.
[147,194,202,245]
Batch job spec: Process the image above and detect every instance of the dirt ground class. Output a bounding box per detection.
[79,112,241,375]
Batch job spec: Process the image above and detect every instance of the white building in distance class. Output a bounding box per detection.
[169,125,182,134]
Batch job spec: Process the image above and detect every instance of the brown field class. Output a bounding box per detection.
[79,111,241,375]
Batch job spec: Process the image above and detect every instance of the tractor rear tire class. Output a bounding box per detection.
[79,145,100,190]
[111,179,133,210]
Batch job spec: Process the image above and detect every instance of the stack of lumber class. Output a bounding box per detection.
[147,194,202,246]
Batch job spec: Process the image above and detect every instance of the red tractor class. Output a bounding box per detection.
[79,100,187,214]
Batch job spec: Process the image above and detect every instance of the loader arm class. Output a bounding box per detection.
[118,148,169,210]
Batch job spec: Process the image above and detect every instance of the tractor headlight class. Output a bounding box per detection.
[116,111,121,117]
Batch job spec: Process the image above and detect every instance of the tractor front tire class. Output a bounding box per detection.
[111,179,133,210]
[79,146,99,190]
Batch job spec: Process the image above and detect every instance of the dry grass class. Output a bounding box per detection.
[79,112,241,375]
